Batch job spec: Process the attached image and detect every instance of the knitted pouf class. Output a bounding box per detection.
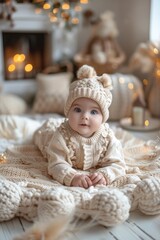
[133,177,160,215]
[0,178,22,221]
[85,189,130,226]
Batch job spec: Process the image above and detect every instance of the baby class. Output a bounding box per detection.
[34,65,126,188]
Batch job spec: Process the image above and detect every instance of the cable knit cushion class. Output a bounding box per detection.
[32,72,73,115]
[109,74,145,120]
[0,93,28,115]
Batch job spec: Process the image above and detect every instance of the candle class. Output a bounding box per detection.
[132,106,145,126]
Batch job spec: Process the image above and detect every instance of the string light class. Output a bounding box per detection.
[144,119,150,127]
[33,0,90,29]
[128,82,134,90]
[143,78,149,86]
[0,153,7,163]
[119,77,125,84]
[0,1,89,29]
[118,77,135,90]
[25,64,33,72]
[80,0,88,4]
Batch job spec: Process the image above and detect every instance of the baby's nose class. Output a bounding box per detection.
[82,112,89,119]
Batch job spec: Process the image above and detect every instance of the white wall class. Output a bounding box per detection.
[77,0,151,61]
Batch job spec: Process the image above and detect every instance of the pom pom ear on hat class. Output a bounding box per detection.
[64,65,113,122]
[77,65,97,79]
[98,74,113,90]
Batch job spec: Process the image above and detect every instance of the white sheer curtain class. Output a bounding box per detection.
[150,0,160,46]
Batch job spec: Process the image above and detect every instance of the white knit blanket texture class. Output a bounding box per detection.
[0,115,160,228]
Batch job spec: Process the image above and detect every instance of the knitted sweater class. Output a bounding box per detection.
[34,119,126,186]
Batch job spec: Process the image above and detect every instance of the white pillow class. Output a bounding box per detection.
[32,72,73,115]
[0,115,41,141]
[0,94,28,115]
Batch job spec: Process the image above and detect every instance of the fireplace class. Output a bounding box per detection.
[0,3,54,98]
[0,3,78,99]
[3,31,47,80]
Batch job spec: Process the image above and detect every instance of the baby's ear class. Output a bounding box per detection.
[98,74,113,90]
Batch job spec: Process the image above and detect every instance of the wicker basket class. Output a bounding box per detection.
[74,53,125,75]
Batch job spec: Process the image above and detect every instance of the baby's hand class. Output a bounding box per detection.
[71,174,93,189]
[89,172,106,186]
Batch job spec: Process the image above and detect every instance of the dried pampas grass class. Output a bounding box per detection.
[13,215,73,240]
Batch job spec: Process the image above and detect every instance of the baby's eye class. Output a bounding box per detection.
[91,110,98,115]
[74,107,81,112]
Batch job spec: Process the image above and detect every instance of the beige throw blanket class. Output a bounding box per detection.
[0,116,160,228]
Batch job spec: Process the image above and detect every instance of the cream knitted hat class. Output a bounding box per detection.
[64,65,112,122]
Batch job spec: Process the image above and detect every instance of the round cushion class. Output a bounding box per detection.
[0,93,28,115]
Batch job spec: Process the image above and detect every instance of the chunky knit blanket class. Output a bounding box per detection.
[0,116,160,230]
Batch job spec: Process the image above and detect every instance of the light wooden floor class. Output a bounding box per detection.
[0,211,160,240]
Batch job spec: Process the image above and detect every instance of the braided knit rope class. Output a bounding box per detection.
[38,188,75,220]
[0,176,160,225]
[133,177,160,215]
[0,179,22,221]
[38,186,130,227]
[0,178,130,226]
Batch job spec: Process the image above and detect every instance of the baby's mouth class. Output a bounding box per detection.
[80,124,88,126]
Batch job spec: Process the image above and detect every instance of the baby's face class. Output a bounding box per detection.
[68,97,103,138]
